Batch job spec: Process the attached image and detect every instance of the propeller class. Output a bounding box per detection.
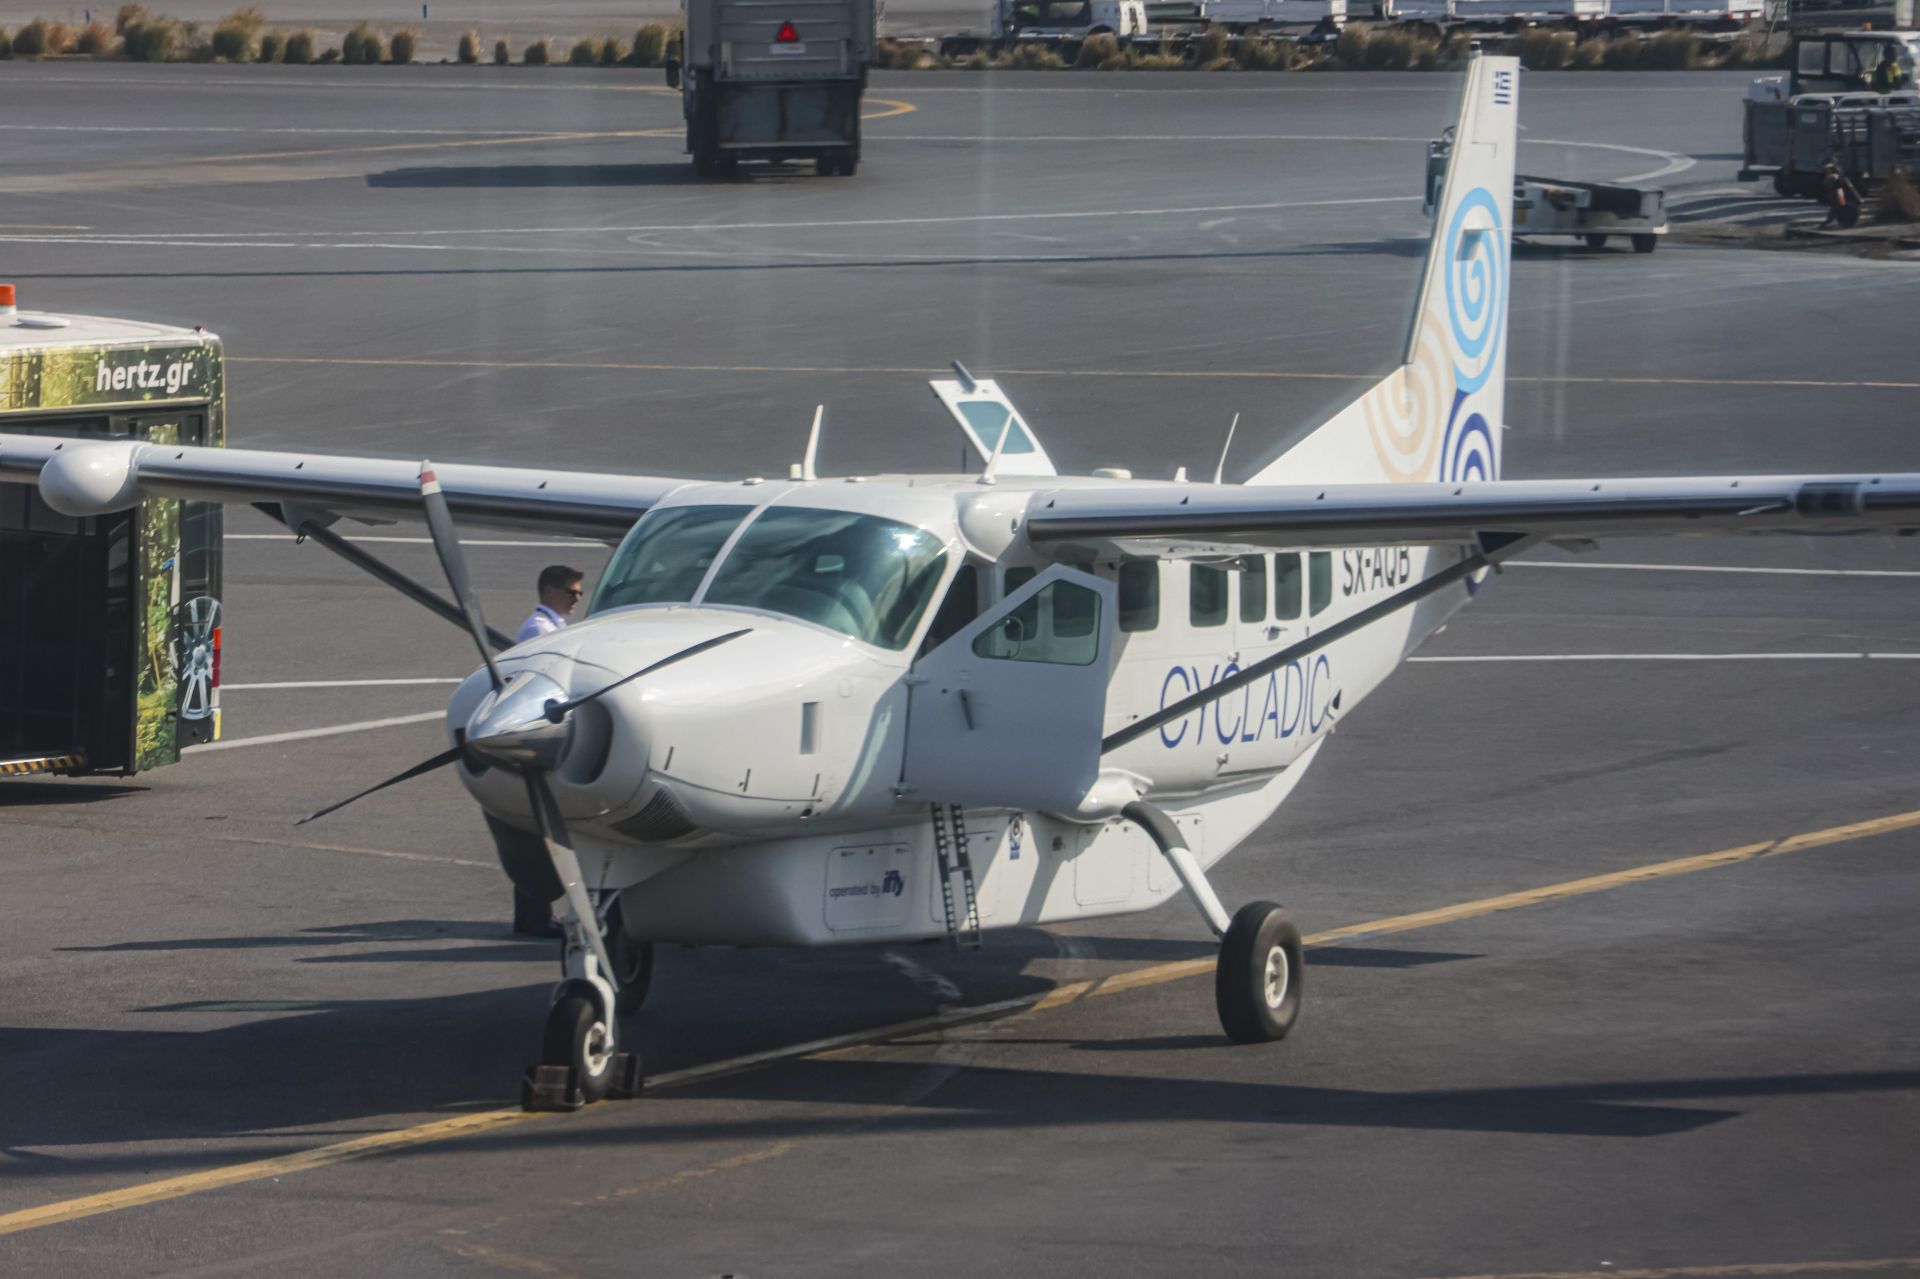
[297,461,750,982]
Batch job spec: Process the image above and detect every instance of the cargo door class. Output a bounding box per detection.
[901,566,1115,812]
[928,376,1057,477]
[720,0,863,79]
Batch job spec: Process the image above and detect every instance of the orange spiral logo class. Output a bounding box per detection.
[1364,309,1453,482]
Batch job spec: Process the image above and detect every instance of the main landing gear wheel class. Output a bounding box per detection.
[1215,901,1303,1044]
[605,903,654,1016]
[544,989,616,1103]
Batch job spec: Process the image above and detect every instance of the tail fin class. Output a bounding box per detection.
[1252,54,1518,487]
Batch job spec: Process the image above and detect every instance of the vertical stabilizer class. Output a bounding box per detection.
[1252,55,1518,487]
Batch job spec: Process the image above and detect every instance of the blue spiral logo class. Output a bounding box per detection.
[1444,187,1506,396]
[1443,408,1497,484]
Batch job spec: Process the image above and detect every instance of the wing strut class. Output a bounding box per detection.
[258,501,514,653]
[1101,533,1527,754]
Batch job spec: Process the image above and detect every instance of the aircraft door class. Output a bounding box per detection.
[901,566,1116,813]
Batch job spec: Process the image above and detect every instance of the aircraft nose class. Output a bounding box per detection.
[464,670,571,770]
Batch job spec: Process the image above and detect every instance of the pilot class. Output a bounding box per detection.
[517,564,584,643]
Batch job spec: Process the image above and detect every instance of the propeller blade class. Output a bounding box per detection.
[523,771,618,982]
[419,461,506,692]
[297,744,466,825]
[544,628,751,722]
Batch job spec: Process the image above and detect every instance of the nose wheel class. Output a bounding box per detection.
[544,988,617,1102]
[521,900,645,1111]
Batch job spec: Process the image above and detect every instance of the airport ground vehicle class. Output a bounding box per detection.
[1426,130,1667,251]
[1740,32,1920,195]
[1787,0,1916,31]
[1380,0,1760,27]
[938,0,1148,56]
[0,287,224,778]
[665,0,874,177]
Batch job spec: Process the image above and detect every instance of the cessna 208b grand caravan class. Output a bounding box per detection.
[5,56,1918,1107]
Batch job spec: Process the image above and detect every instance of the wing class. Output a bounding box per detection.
[0,433,690,540]
[1023,474,1920,557]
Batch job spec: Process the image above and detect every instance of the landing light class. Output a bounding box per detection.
[775,20,800,41]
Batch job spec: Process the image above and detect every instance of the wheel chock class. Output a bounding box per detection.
[607,1052,645,1100]
[521,1065,584,1112]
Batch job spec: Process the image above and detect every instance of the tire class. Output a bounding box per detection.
[1583,233,1608,250]
[1215,901,1304,1044]
[816,155,835,177]
[1772,170,1791,197]
[1631,233,1657,254]
[606,902,654,1016]
[838,152,858,177]
[544,990,615,1102]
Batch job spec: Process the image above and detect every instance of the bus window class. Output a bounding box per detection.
[1237,555,1267,623]
[1118,560,1158,632]
[1274,554,1302,620]
[1309,551,1332,616]
[1191,564,1228,628]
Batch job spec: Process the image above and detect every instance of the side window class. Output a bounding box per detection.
[1800,41,1826,76]
[919,562,982,654]
[1118,560,1159,633]
[1003,565,1036,597]
[1190,564,1228,628]
[1308,551,1332,616]
[1237,555,1267,623]
[1274,554,1302,621]
[973,581,1101,666]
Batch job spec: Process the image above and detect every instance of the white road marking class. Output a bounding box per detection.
[881,950,965,1005]
[1510,561,1920,579]
[227,534,598,547]
[0,124,613,137]
[211,833,491,869]
[0,195,1420,244]
[1411,653,1920,663]
[185,710,444,752]
[222,678,463,691]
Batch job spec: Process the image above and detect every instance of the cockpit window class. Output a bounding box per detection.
[591,504,751,614]
[701,508,948,650]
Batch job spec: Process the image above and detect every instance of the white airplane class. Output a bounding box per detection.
[5,55,1918,1109]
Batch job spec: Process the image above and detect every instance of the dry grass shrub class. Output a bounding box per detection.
[256,28,282,59]
[600,36,626,64]
[1131,49,1186,68]
[523,36,551,64]
[1515,27,1572,69]
[996,42,1063,69]
[283,27,314,61]
[115,4,147,32]
[389,27,417,61]
[1571,35,1606,68]
[569,36,599,64]
[1194,25,1228,63]
[630,23,669,66]
[1879,168,1920,223]
[12,18,69,54]
[0,27,12,56]
[456,28,478,61]
[75,19,115,52]
[1076,30,1118,67]
[341,21,384,63]
[1235,34,1303,70]
[209,6,262,59]
[493,36,510,63]
[122,14,176,58]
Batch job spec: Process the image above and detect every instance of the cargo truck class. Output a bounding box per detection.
[665,0,876,177]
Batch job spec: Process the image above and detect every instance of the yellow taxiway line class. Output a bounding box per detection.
[3,804,1917,1238]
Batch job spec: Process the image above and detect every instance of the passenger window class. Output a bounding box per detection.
[1190,564,1228,628]
[920,562,982,654]
[1004,565,1036,597]
[1237,556,1267,623]
[1118,560,1159,633]
[973,581,1101,666]
[1274,554,1302,620]
[1309,551,1332,616]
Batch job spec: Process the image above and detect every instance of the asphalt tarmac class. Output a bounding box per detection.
[2,65,1919,1279]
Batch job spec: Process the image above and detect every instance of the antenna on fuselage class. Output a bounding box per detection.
[792,404,824,482]
[1213,412,1240,485]
[978,409,1016,485]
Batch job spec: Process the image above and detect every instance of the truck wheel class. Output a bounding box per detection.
[815,155,835,177]
[1772,171,1791,197]
[1583,233,1608,250]
[1631,234,1657,254]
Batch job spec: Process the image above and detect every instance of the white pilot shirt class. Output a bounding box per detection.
[516,604,567,643]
